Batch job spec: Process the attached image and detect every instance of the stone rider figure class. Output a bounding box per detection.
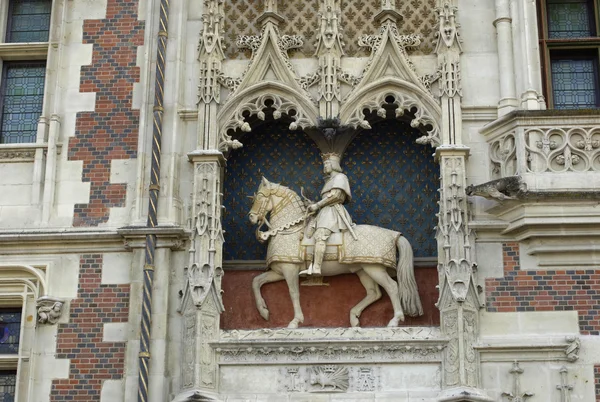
[300,153,357,276]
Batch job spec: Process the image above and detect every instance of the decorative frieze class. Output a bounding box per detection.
[280,366,380,393]
[214,327,445,365]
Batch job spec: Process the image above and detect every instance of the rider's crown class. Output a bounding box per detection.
[321,152,341,163]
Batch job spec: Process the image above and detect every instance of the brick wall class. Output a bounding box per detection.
[596,366,600,400]
[487,243,600,398]
[486,243,600,335]
[68,0,144,226]
[51,255,130,401]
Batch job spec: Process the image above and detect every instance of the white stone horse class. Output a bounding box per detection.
[248,177,423,328]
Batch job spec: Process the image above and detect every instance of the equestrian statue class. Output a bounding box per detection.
[248,153,423,328]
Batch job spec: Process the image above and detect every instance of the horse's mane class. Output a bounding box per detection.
[261,180,305,211]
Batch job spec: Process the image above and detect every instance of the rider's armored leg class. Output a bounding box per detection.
[310,228,331,275]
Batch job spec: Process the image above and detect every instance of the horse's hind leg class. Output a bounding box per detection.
[363,264,405,327]
[280,263,304,329]
[252,269,284,321]
[349,270,382,327]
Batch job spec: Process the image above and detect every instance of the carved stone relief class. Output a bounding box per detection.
[279,366,380,393]
[36,296,65,325]
[198,0,225,104]
[525,126,600,173]
[502,361,534,402]
[556,366,573,402]
[221,0,437,59]
[180,162,225,312]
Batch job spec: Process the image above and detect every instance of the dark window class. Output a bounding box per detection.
[538,0,600,109]
[0,310,21,355]
[6,0,52,43]
[0,371,16,402]
[550,51,599,108]
[0,62,46,144]
[547,0,595,38]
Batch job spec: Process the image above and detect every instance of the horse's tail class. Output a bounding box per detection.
[396,235,424,317]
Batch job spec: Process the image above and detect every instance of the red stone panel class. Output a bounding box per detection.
[486,243,600,335]
[221,267,439,329]
[51,255,130,401]
[68,0,145,226]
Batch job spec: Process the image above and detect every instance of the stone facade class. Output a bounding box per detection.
[0,0,599,401]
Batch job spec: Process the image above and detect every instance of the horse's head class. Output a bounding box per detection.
[248,177,272,225]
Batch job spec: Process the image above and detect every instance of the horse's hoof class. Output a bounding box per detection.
[387,318,399,327]
[260,309,270,321]
[287,321,299,329]
[350,314,360,327]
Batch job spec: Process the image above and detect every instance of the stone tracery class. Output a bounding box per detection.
[183,0,492,400]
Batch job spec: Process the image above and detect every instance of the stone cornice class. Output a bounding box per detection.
[0,226,188,254]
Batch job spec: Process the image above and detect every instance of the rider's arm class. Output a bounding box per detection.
[314,189,346,210]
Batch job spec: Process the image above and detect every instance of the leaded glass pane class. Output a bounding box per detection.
[0,311,21,354]
[6,0,52,43]
[551,57,598,109]
[0,372,16,402]
[547,0,594,39]
[0,63,46,144]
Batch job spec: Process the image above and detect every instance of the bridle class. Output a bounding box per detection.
[249,184,307,242]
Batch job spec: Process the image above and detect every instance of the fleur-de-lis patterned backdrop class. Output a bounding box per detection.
[223,122,323,260]
[223,120,438,260]
[344,120,438,257]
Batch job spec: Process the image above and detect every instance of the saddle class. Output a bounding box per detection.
[300,215,344,260]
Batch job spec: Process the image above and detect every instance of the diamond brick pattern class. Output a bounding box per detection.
[50,255,130,401]
[68,0,144,226]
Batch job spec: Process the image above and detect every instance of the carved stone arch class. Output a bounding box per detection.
[217,83,320,151]
[339,78,442,150]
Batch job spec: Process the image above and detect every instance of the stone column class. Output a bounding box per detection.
[510,0,544,109]
[494,0,518,116]
[174,1,227,399]
[434,1,492,400]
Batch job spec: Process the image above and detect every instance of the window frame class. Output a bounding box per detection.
[0,60,48,145]
[0,0,51,146]
[538,0,600,108]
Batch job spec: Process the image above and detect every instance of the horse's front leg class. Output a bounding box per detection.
[252,269,284,321]
[279,263,304,328]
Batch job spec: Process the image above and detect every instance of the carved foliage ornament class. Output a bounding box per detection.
[345,90,441,147]
[220,94,312,151]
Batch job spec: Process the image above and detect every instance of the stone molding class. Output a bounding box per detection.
[476,335,581,363]
[213,327,446,365]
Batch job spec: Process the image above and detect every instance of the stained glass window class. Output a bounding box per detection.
[6,0,52,43]
[0,311,21,355]
[0,62,46,144]
[547,0,594,39]
[0,371,16,402]
[551,55,598,109]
